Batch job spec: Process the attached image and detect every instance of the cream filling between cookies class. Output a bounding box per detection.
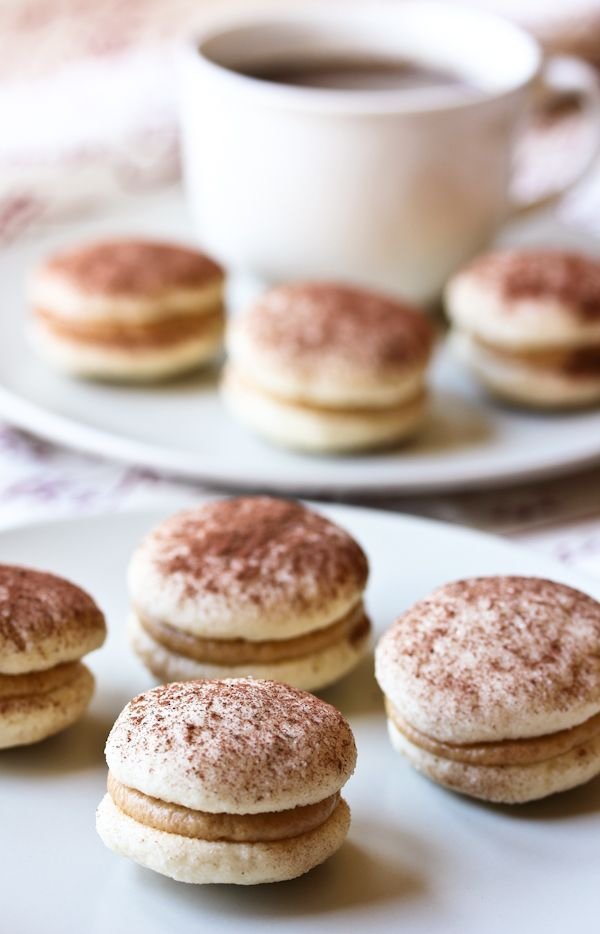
[135,602,371,665]
[34,306,224,349]
[227,366,427,416]
[0,660,86,700]
[107,772,341,842]
[34,279,225,322]
[386,699,600,767]
[471,336,600,377]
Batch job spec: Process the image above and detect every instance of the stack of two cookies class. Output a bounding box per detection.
[30,239,225,382]
[96,677,356,884]
[446,249,600,409]
[224,282,434,451]
[127,496,371,692]
[376,576,600,803]
[0,565,105,749]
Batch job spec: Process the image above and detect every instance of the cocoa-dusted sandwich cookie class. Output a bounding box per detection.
[29,238,225,382]
[128,497,370,691]
[223,281,434,452]
[445,249,600,408]
[96,679,356,884]
[375,576,600,804]
[0,565,106,749]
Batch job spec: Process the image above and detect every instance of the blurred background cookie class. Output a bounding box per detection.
[128,496,370,691]
[446,249,600,408]
[29,238,224,382]
[96,678,356,884]
[223,282,434,452]
[375,575,600,803]
[0,564,105,749]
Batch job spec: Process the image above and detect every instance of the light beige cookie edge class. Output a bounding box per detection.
[96,794,351,884]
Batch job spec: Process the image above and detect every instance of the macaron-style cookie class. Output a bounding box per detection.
[445,249,600,408]
[128,497,370,691]
[375,576,600,803]
[223,282,434,452]
[0,565,106,749]
[96,678,356,884]
[30,238,225,382]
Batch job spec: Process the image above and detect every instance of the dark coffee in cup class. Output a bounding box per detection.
[236,55,476,92]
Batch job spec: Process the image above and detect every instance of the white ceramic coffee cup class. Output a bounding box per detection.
[179,2,600,303]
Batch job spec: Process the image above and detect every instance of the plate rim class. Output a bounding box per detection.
[0,378,599,497]
[2,190,599,497]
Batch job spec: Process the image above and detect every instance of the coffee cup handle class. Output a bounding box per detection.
[509,55,600,217]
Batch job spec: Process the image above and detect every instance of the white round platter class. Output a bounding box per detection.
[1,191,598,494]
[1,501,599,934]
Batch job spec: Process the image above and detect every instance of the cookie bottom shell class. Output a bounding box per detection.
[96,794,350,884]
[387,719,600,804]
[222,366,427,452]
[0,663,94,749]
[452,332,600,409]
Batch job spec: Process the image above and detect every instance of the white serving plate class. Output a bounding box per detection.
[1,502,599,934]
[0,190,599,494]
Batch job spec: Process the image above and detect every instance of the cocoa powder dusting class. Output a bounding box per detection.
[0,565,105,660]
[107,679,356,809]
[35,306,222,349]
[43,239,223,297]
[242,282,434,372]
[469,250,600,319]
[380,577,600,735]
[148,497,368,611]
